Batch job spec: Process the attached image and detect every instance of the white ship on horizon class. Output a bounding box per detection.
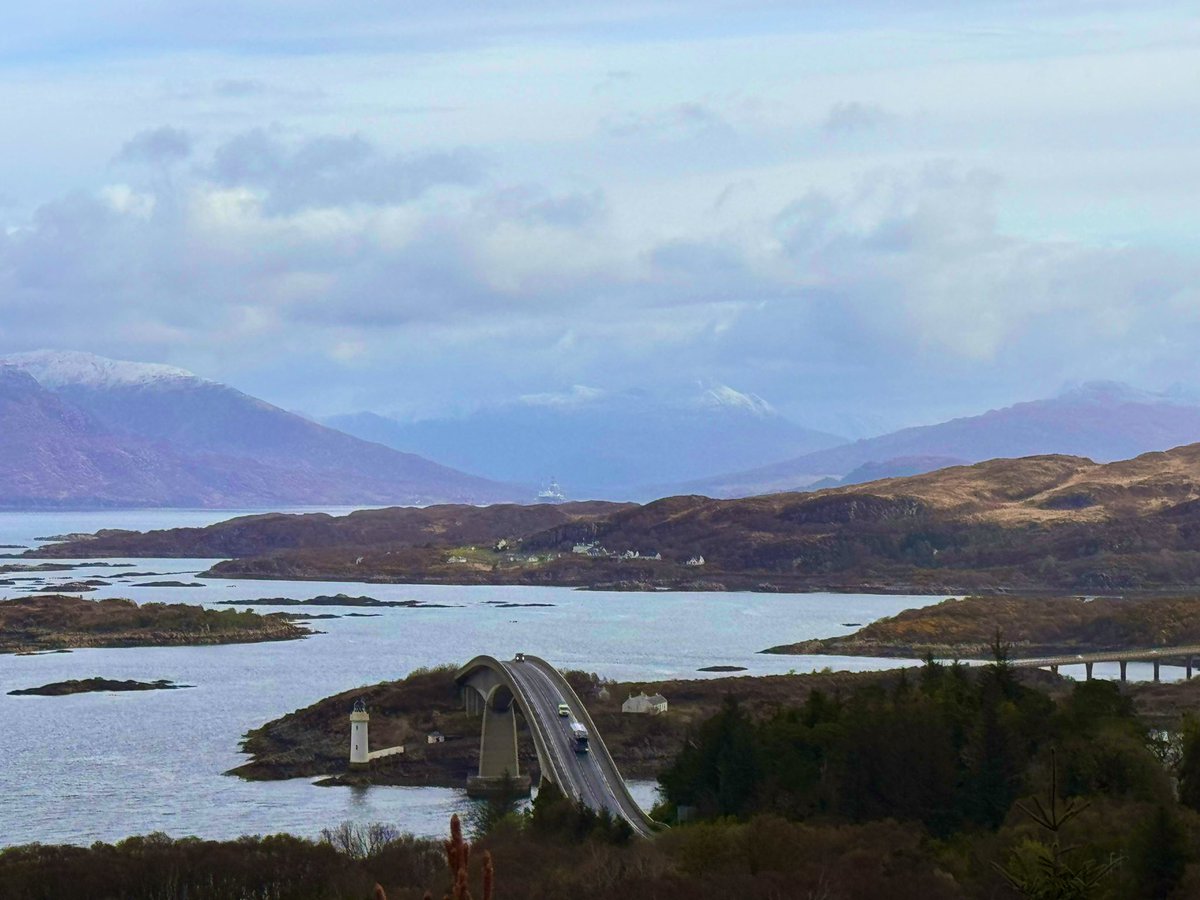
[536,477,567,503]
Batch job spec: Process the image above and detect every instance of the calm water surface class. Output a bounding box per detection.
[0,509,940,847]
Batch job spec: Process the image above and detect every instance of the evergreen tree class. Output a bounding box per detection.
[1176,716,1200,813]
[1126,805,1189,900]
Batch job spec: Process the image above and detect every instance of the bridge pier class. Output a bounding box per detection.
[1189,658,1194,681]
[1154,660,1161,682]
[1085,661,1094,681]
[1050,664,1059,675]
[1119,660,1127,682]
[466,699,531,798]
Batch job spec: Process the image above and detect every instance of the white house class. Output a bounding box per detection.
[427,730,446,744]
[685,555,705,567]
[622,692,668,715]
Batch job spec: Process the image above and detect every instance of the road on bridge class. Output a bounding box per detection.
[501,656,657,838]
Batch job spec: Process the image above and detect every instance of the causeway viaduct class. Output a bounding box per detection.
[1011,644,1200,682]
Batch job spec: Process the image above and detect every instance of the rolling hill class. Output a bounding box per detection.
[33,443,1200,593]
[673,382,1200,498]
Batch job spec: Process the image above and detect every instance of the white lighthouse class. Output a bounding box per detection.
[350,698,369,766]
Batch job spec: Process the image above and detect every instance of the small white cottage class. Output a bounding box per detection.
[622,692,668,715]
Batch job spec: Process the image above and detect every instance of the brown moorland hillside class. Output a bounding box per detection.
[29,444,1200,593]
[30,501,632,559]
[764,594,1200,658]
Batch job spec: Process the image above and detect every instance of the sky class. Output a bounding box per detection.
[2,1,1199,436]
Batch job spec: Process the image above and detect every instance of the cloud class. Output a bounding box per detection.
[4,136,1197,426]
[603,102,735,140]
[476,185,605,228]
[519,385,607,408]
[6,0,1200,432]
[115,126,194,166]
[821,101,895,137]
[212,78,268,98]
[206,129,485,214]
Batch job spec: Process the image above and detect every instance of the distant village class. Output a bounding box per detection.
[445,538,706,568]
[570,541,705,567]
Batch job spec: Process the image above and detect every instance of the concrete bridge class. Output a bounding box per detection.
[1010,644,1200,682]
[455,654,660,838]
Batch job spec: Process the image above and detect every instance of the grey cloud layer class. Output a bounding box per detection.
[4,1,1199,426]
[206,130,485,214]
[3,122,1196,423]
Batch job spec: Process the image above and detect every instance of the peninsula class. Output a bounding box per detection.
[0,595,310,654]
[764,594,1200,658]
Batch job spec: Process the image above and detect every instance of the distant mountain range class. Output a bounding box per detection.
[9,349,1200,511]
[325,385,846,498]
[669,382,1200,498]
[0,351,519,508]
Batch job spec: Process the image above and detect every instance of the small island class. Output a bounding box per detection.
[9,678,193,696]
[216,594,454,609]
[0,594,311,655]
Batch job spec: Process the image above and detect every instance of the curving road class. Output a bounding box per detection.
[498,656,659,838]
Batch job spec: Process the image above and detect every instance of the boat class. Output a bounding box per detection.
[536,478,567,503]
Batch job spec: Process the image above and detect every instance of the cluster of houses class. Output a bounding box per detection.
[571,542,664,561]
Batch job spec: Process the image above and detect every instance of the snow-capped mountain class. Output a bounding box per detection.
[3,349,201,389]
[696,384,775,417]
[326,385,845,499]
[0,351,521,508]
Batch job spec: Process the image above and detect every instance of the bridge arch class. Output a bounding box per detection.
[454,654,661,837]
[456,655,548,797]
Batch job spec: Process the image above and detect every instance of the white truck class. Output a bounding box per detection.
[569,721,590,753]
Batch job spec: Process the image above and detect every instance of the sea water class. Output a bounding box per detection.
[0,509,936,847]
